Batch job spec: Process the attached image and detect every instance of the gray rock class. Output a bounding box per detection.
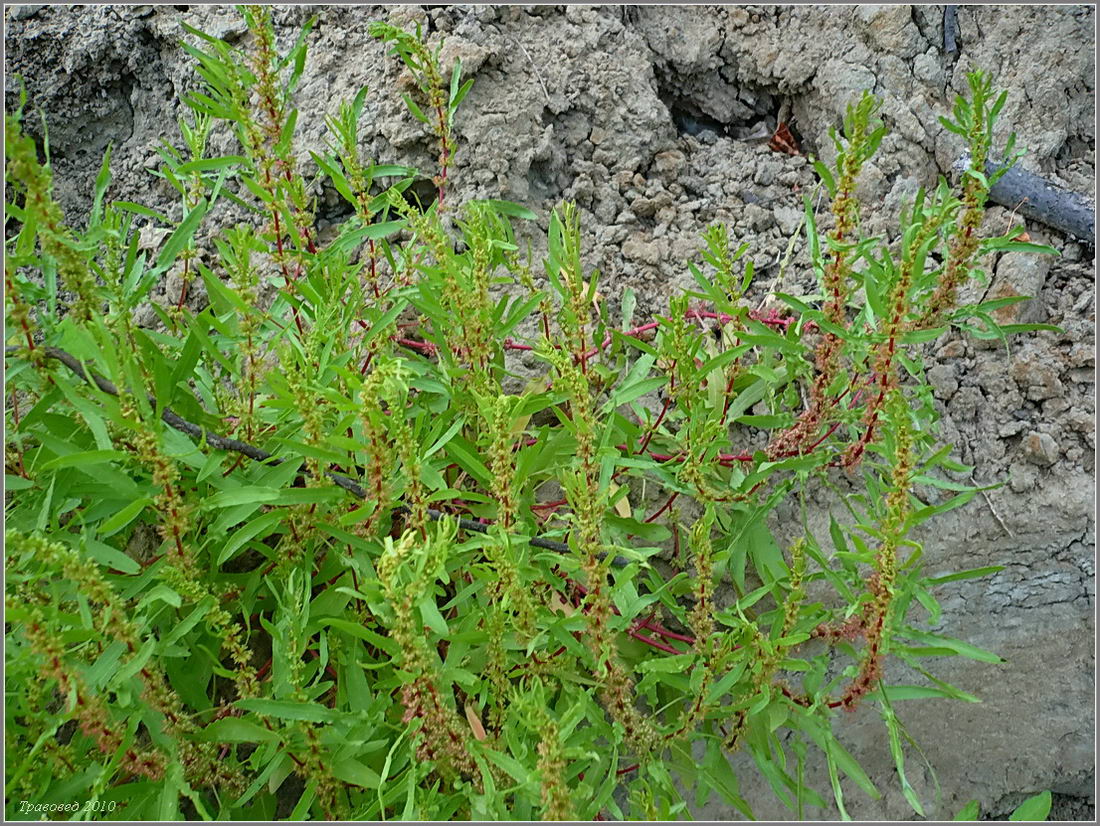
[1010,355,1065,402]
[856,4,923,58]
[652,150,686,180]
[773,205,803,237]
[752,159,780,187]
[621,237,664,266]
[927,363,959,400]
[8,5,44,21]
[743,203,773,231]
[912,49,943,85]
[989,250,1054,325]
[949,386,984,420]
[1022,431,1060,466]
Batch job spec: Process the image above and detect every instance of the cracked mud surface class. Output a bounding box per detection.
[5,4,1094,820]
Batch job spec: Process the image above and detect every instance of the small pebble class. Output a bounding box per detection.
[1022,431,1059,466]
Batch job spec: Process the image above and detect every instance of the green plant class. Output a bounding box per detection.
[954,790,1053,821]
[4,8,1058,821]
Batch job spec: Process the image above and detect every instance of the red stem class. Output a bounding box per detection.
[176,258,190,313]
[645,491,679,524]
[379,306,800,365]
[636,394,672,457]
[559,570,692,654]
[8,388,28,478]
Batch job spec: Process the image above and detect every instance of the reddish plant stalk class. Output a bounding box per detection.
[388,306,797,365]
[561,572,693,652]
[8,388,28,478]
[176,258,191,313]
[635,394,673,457]
[644,491,679,524]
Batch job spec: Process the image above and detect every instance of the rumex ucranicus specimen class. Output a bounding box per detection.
[4,4,1058,817]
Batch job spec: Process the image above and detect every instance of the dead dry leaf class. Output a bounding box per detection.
[768,122,801,156]
[611,482,632,519]
[465,703,487,741]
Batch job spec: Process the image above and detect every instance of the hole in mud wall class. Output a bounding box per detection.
[525,109,572,204]
[1057,135,1094,164]
[30,134,49,168]
[527,156,563,203]
[52,72,136,160]
[318,199,355,229]
[317,180,356,228]
[403,177,439,211]
[655,69,787,145]
[664,98,729,141]
[317,175,441,242]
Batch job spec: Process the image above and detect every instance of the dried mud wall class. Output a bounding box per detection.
[4,4,1095,820]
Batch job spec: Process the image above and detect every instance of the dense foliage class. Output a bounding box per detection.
[4,7,1056,820]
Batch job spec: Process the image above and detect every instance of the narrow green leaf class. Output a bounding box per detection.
[884,712,925,816]
[5,475,35,491]
[825,745,851,821]
[926,565,1004,585]
[235,699,340,723]
[175,155,248,175]
[158,766,182,820]
[812,158,837,197]
[113,637,158,684]
[217,508,286,565]
[86,641,127,689]
[954,799,981,820]
[270,487,345,506]
[369,164,417,178]
[114,201,170,223]
[205,486,280,509]
[89,144,113,228]
[331,758,382,789]
[80,537,142,575]
[451,78,474,115]
[424,417,464,458]
[402,93,430,124]
[40,450,128,470]
[448,58,462,105]
[900,629,1004,663]
[483,198,535,220]
[158,598,216,650]
[736,413,794,429]
[445,438,493,487]
[98,498,153,538]
[198,718,282,744]
[940,117,968,137]
[1009,790,1052,821]
[418,595,449,636]
[156,199,208,270]
[609,376,666,408]
[867,684,980,703]
[320,618,399,656]
[983,240,1060,256]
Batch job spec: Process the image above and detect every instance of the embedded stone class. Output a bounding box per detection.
[621,237,663,266]
[989,250,1053,325]
[652,150,686,178]
[1022,431,1060,466]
